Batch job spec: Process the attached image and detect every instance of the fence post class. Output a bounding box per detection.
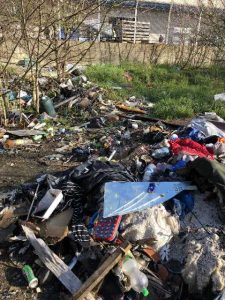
[134,0,139,43]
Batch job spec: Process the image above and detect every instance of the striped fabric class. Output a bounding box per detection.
[61,180,91,247]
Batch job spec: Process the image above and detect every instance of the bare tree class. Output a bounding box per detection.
[0,0,116,115]
[197,0,225,65]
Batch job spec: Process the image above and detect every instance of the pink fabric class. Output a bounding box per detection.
[169,138,214,160]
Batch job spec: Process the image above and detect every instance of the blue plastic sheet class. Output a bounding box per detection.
[103,182,197,217]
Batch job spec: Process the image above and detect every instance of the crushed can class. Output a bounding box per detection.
[22,265,38,289]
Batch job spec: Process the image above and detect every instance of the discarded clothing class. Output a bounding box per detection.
[186,127,204,141]
[190,117,225,138]
[169,138,214,160]
[179,158,225,195]
[60,180,91,247]
[200,135,219,145]
[121,204,179,251]
[178,157,225,223]
[213,142,225,156]
[172,192,194,220]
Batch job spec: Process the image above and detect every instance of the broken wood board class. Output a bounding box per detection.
[54,96,79,109]
[22,225,82,294]
[7,129,45,137]
[73,241,132,300]
[118,113,186,129]
[0,203,30,229]
[116,104,146,114]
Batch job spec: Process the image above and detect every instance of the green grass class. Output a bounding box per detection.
[86,63,225,120]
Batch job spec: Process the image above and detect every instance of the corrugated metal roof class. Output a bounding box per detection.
[105,0,169,10]
[105,0,197,12]
[105,0,224,8]
[120,1,171,10]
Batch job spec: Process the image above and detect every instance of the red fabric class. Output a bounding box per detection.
[169,138,214,160]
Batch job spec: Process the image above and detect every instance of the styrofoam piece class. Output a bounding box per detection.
[214,93,225,101]
[33,189,63,220]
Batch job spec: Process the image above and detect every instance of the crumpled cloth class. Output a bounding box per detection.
[121,204,180,251]
[213,142,225,156]
[189,117,225,138]
[169,138,214,160]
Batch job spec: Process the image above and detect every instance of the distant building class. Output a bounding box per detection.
[102,0,199,44]
[78,0,224,44]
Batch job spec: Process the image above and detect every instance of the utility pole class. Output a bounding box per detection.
[57,0,62,40]
[97,0,101,41]
[166,0,174,44]
[134,0,139,44]
[195,9,203,47]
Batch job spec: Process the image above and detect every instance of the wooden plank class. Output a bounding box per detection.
[123,33,150,37]
[73,241,132,300]
[123,28,150,31]
[7,129,45,137]
[22,226,82,294]
[123,32,150,36]
[123,27,150,30]
[123,23,150,27]
[122,20,150,25]
[123,38,149,42]
[123,27,150,31]
[123,24,150,28]
[123,35,150,38]
[123,33,150,36]
[123,39,149,42]
[118,113,183,129]
[123,29,150,33]
[54,96,79,109]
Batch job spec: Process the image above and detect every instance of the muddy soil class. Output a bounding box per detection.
[0,141,76,191]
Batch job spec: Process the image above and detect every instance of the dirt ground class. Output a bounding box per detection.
[0,141,72,191]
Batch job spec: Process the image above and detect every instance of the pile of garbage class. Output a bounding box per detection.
[2,67,225,299]
[0,65,155,161]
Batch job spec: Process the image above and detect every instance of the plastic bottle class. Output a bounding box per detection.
[41,96,56,117]
[171,160,187,172]
[152,147,170,159]
[170,133,178,140]
[122,255,149,297]
[123,130,131,140]
[143,164,156,181]
[156,162,172,172]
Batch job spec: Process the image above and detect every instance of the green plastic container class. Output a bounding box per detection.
[22,265,38,289]
[41,96,56,117]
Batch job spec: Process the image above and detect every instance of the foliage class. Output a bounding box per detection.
[86,63,225,120]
